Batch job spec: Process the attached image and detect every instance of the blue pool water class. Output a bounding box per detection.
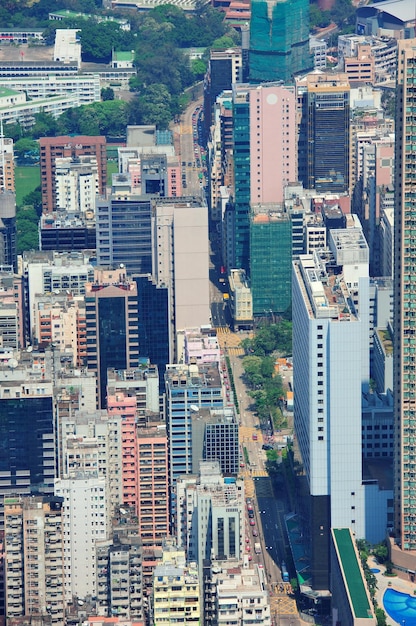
[371,568,381,574]
[384,588,416,625]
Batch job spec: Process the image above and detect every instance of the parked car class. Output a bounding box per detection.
[249,519,255,526]
[252,529,258,537]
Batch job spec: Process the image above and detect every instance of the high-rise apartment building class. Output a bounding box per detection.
[136,424,169,547]
[292,241,369,590]
[4,495,65,624]
[0,137,15,192]
[96,525,143,622]
[39,135,106,213]
[297,73,350,194]
[55,155,99,214]
[85,268,140,408]
[60,409,123,516]
[54,474,110,602]
[393,39,416,565]
[249,0,312,83]
[0,191,17,270]
[107,363,160,427]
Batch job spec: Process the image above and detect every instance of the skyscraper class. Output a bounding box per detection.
[85,268,140,408]
[250,207,292,316]
[165,363,224,488]
[297,73,350,194]
[393,39,416,563]
[249,0,312,83]
[96,194,153,276]
[232,83,297,272]
[292,235,369,590]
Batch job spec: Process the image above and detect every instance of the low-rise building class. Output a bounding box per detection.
[229,269,253,330]
[152,541,200,626]
[213,562,271,626]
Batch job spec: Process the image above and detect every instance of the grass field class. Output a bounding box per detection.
[15,166,40,206]
[107,160,119,186]
[15,159,119,206]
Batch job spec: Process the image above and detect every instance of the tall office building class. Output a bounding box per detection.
[249,0,312,83]
[292,242,369,590]
[232,83,297,272]
[165,363,224,487]
[393,39,416,565]
[39,135,106,213]
[203,48,242,134]
[176,461,243,573]
[96,194,153,276]
[85,268,140,408]
[4,495,65,624]
[152,197,210,335]
[250,207,292,317]
[297,73,350,194]
[135,275,170,387]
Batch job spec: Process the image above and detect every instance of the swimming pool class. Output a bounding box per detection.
[384,588,416,625]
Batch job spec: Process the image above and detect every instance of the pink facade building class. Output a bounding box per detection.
[136,425,169,548]
[249,84,297,205]
[107,393,138,511]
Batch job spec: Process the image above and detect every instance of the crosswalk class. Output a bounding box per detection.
[244,477,255,498]
[216,327,245,355]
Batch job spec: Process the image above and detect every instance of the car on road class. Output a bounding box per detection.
[246,545,251,551]
[249,519,255,526]
[262,444,273,450]
[252,529,258,536]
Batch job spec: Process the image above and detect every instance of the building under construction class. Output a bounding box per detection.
[249,0,312,83]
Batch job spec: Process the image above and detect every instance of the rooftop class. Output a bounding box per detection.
[357,0,416,23]
[295,255,358,322]
[165,363,221,389]
[332,528,374,619]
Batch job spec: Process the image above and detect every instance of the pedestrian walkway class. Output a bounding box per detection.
[216,327,245,352]
[252,469,268,477]
[244,477,255,498]
[240,425,257,439]
[228,346,244,355]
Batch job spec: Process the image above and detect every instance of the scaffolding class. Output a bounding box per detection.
[249,0,312,83]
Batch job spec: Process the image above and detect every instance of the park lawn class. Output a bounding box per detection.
[107,160,118,186]
[15,158,119,205]
[15,166,40,206]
